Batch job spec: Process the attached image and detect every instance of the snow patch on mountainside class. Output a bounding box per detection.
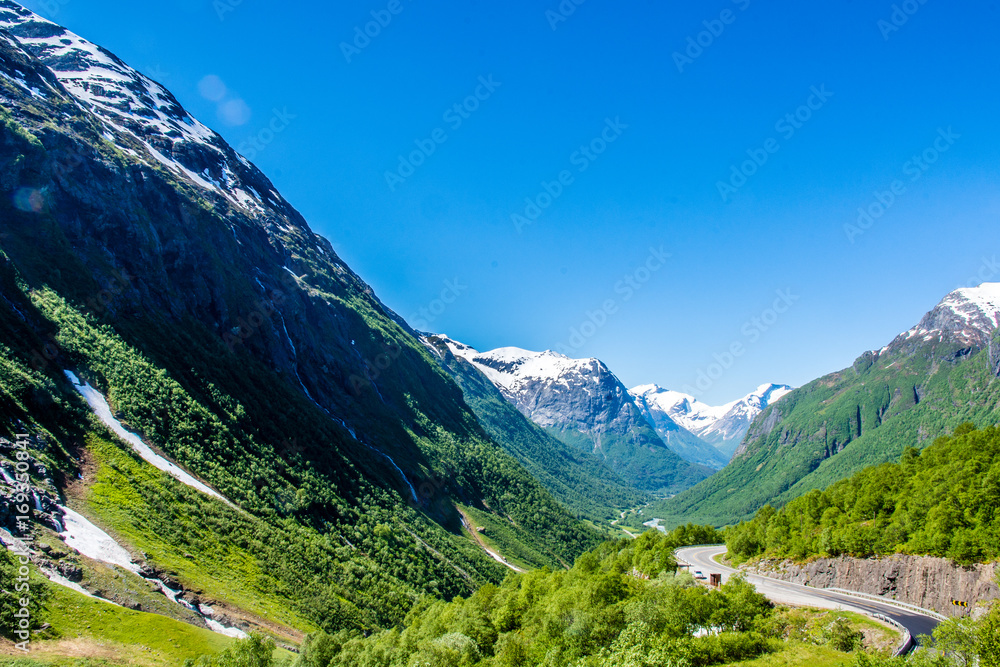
[954,283,1000,323]
[54,504,248,637]
[0,0,272,214]
[444,339,602,394]
[63,370,233,505]
[60,507,141,574]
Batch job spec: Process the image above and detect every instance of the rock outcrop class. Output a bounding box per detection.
[746,555,999,617]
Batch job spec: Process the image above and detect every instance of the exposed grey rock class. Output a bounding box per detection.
[746,555,999,617]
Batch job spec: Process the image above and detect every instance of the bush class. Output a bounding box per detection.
[826,617,865,652]
[183,633,276,667]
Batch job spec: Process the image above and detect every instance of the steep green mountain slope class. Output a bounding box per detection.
[651,286,1000,527]
[0,0,599,643]
[727,424,1000,565]
[424,335,648,524]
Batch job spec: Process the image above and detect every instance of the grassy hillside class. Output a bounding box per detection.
[0,565,236,666]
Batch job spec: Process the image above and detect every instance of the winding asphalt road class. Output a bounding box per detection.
[676,546,941,647]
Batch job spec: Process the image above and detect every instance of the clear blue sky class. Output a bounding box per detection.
[22,0,1000,404]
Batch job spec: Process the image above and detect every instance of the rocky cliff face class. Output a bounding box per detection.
[746,556,999,618]
[441,342,638,438]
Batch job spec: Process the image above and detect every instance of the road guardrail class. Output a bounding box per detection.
[823,588,948,621]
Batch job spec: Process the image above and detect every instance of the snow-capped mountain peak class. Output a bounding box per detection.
[889,282,1000,350]
[437,334,791,471]
[0,0,284,216]
[430,334,715,488]
[441,337,604,392]
[630,385,722,431]
[630,382,793,460]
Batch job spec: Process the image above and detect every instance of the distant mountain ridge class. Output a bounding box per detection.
[423,335,649,522]
[438,335,791,483]
[438,337,713,494]
[631,383,793,461]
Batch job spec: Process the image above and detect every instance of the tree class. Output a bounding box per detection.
[928,616,979,667]
[711,575,773,633]
[977,606,1000,667]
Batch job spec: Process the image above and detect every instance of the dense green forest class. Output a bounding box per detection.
[727,424,1000,564]
[178,615,1000,667]
[177,525,907,667]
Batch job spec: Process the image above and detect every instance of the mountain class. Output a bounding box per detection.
[650,283,1000,528]
[423,335,649,523]
[0,0,599,644]
[631,383,793,463]
[439,337,712,495]
[890,282,1000,350]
